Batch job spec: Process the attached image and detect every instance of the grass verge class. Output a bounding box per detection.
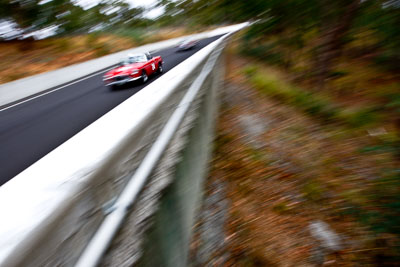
[243,64,380,128]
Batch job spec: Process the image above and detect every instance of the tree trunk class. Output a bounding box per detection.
[314,0,361,89]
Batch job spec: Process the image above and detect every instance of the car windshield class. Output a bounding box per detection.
[120,55,147,65]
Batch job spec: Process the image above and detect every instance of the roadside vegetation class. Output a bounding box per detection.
[0,26,209,84]
[204,39,399,265]
[179,0,400,265]
[235,13,400,262]
[0,33,130,84]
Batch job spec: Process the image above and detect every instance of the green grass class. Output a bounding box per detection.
[302,180,325,202]
[111,28,147,45]
[272,201,291,214]
[243,65,379,128]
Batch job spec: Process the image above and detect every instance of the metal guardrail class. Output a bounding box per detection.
[75,34,225,267]
[0,23,247,267]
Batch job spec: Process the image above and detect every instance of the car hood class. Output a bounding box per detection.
[105,63,145,76]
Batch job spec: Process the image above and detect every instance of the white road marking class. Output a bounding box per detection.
[0,66,116,113]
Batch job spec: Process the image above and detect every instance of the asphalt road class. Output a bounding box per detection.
[0,35,222,185]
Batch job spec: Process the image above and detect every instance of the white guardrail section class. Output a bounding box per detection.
[0,22,248,267]
[0,23,246,109]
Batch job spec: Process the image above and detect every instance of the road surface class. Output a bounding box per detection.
[0,35,222,185]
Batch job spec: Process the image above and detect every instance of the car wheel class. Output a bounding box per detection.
[141,70,148,83]
[158,64,163,74]
[110,84,117,90]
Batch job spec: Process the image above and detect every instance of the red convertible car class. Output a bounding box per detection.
[103,52,163,88]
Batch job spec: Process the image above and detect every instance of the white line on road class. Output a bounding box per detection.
[0,66,116,113]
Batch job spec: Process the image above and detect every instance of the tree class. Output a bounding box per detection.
[155,0,400,89]
[313,0,361,88]
[0,0,145,39]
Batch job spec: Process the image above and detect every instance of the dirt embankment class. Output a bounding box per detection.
[190,49,398,266]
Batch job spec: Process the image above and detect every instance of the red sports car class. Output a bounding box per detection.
[103,52,163,88]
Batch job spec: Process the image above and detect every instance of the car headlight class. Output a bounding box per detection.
[131,70,139,75]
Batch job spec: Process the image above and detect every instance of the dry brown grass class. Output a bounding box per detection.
[0,34,137,84]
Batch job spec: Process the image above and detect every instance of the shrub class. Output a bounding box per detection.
[245,65,379,127]
[112,28,146,44]
[53,38,71,52]
[240,42,285,66]
[94,43,111,57]
[337,106,379,128]
[86,33,100,48]
[243,65,257,77]
[272,202,290,214]
[302,180,325,202]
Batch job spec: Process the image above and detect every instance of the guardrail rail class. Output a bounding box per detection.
[0,23,247,267]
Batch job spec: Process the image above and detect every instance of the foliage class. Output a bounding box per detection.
[244,64,382,128]
[107,27,147,44]
[156,0,400,88]
[302,180,325,202]
[241,58,400,262]
[0,0,145,38]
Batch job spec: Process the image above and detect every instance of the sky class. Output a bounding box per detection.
[77,0,165,18]
[124,0,165,18]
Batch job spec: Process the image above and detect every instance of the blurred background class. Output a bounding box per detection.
[1,0,400,266]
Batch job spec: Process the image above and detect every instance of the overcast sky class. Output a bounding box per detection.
[128,0,165,18]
